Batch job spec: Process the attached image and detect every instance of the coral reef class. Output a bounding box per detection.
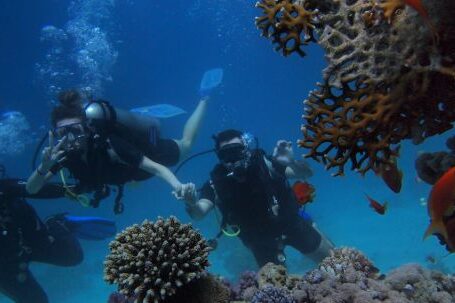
[255,0,317,57]
[225,247,455,303]
[232,271,259,301]
[106,246,455,302]
[256,0,455,177]
[104,216,210,303]
[415,136,455,184]
[251,285,295,303]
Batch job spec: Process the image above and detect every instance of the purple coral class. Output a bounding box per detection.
[235,270,258,299]
[251,285,296,303]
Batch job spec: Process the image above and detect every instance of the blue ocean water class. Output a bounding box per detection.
[0,0,453,302]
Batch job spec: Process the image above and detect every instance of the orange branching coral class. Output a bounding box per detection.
[257,0,455,177]
[300,69,455,176]
[299,78,401,176]
[255,0,317,57]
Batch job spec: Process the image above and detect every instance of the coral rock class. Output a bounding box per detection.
[251,285,296,303]
[104,216,210,303]
[258,263,289,289]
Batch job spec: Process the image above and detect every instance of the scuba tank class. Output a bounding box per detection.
[84,101,160,148]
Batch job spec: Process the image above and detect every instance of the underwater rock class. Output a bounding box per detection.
[251,285,296,303]
[104,216,210,303]
[258,263,289,289]
[232,271,259,301]
[317,247,379,280]
[415,151,455,185]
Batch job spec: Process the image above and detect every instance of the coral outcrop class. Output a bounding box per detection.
[104,216,211,303]
[255,0,316,57]
[225,247,455,303]
[415,135,455,184]
[251,285,295,303]
[256,0,455,177]
[106,247,455,302]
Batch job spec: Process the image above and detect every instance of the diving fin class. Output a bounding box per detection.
[199,68,224,97]
[130,104,187,119]
[64,215,117,241]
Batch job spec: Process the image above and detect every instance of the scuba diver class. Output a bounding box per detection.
[26,89,206,213]
[0,166,116,303]
[182,129,334,267]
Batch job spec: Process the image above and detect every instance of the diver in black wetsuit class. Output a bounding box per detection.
[26,90,205,213]
[183,129,334,267]
[0,177,83,303]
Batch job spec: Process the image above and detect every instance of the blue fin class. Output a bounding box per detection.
[65,215,117,241]
[199,68,223,97]
[298,208,313,222]
[130,104,186,118]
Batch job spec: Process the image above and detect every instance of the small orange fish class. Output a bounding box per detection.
[403,0,439,44]
[293,181,315,206]
[424,167,455,251]
[365,194,388,215]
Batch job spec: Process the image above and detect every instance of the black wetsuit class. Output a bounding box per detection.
[200,149,322,267]
[52,130,180,212]
[0,179,83,303]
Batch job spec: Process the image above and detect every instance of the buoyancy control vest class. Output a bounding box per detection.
[209,149,299,235]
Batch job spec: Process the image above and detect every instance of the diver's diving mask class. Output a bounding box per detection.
[53,122,87,151]
[217,142,252,178]
[216,143,248,163]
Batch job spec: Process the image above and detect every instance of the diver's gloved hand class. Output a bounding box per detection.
[273,140,295,166]
[172,182,197,202]
[40,131,68,171]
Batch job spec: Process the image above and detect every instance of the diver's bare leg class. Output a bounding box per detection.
[175,97,208,159]
[305,234,335,263]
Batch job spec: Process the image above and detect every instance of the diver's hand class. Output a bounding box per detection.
[41,131,68,170]
[172,182,197,202]
[273,140,295,166]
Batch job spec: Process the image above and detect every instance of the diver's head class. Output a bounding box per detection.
[213,129,255,179]
[51,89,88,152]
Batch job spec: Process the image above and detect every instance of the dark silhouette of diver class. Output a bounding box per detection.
[182,129,334,267]
[0,168,115,303]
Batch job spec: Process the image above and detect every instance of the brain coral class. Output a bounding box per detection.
[256,0,455,177]
[104,216,210,303]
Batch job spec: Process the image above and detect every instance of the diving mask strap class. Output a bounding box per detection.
[59,170,90,207]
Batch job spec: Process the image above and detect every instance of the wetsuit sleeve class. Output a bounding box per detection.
[108,134,144,168]
[199,181,216,202]
[0,179,66,199]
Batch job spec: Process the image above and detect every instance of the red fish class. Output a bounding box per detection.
[374,158,403,193]
[424,167,455,251]
[293,181,315,206]
[365,194,388,215]
[403,0,439,44]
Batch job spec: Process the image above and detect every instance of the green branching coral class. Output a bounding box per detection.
[104,216,210,303]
